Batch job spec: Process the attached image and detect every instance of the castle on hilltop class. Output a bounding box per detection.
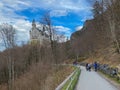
[30,20,50,45]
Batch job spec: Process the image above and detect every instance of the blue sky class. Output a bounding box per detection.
[0,0,93,44]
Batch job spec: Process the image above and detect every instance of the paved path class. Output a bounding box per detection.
[75,66,118,90]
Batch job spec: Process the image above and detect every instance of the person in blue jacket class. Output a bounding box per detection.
[94,62,98,71]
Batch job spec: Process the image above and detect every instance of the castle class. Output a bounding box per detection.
[30,20,50,45]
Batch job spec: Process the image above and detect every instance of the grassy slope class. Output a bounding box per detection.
[0,64,75,90]
[84,45,120,69]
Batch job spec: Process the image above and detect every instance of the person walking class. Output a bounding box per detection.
[86,63,89,71]
[94,62,98,71]
[88,63,91,71]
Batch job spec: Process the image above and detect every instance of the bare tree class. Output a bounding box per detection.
[41,13,54,50]
[103,0,120,53]
[92,0,120,53]
[0,23,16,90]
[40,13,61,65]
[92,0,103,18]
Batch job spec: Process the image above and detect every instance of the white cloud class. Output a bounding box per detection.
[54,26,71,32]
[13,20,31,42]
[54,26,71,37]
[0,19,31,44]
[0,0,93,46]
[81,15,93,22]
[50,10,68,17]
[0,0,92,20]
[0,0,32,44]
[1,0,30,10]
[75,26,83,31]
[26,0,92,17]
[13,20,31,32]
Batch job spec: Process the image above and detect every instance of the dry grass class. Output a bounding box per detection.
[44,65,75,90]
[0,63,74,90]
[84,45,120,69]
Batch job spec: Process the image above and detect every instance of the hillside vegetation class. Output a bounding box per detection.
[71,0,120,67]
[0,41,74,90]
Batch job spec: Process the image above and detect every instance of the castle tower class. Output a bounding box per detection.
[32,19,36,30]
[30,19,50,45]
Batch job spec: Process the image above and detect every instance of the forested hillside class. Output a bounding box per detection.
[71,0,120,66]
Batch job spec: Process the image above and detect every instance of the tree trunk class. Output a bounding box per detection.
[12,57,14,90]
[8,55,12,90]
[109,20,120,53]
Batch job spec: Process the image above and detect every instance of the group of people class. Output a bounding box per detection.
[86,62,98,72]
